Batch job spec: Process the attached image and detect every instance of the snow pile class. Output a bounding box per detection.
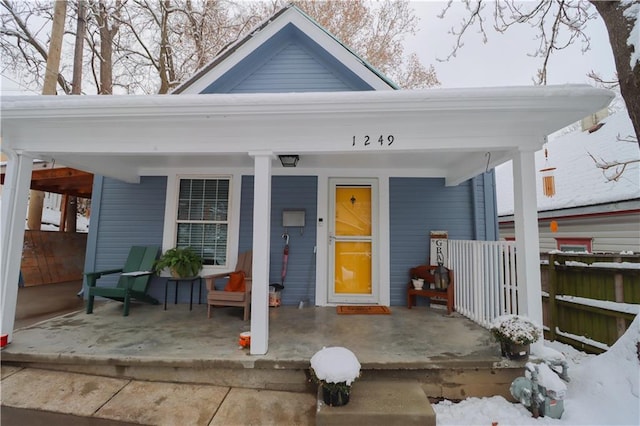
[434,315,640,425]
[310,346,361,385]
[561,315,639,425]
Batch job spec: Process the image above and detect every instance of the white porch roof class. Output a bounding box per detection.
[1,85,613,186]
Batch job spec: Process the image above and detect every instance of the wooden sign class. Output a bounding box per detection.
[429,230,448,266]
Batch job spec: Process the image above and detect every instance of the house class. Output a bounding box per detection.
[496,110,640,253]
[0,5,614,355]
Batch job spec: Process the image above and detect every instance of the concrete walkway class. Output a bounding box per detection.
[1,364,317,425]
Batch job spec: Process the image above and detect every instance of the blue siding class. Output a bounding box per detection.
[240,175,318,306]
[389,177,479,306]
[202,24,373,93]
[85,176,168,302]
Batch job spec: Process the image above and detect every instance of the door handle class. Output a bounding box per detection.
[328,234,335,245]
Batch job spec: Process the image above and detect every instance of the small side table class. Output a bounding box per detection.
[165,276,202,311]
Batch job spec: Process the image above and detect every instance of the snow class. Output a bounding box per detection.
[531,362,567,395]
[310,346,361,386]
[561,260,640,270]
[555,295,640,315]
[433,315,640,425]
[496,110,640,216]
[622,0,640,70]
[29,206,89,232]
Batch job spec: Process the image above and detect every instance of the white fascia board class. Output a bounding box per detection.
[178,8,393,94]
[1,85,613,122]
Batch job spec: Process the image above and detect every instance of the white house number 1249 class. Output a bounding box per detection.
[352,135,395,147]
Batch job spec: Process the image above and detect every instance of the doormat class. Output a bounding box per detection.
[337,305,391,315]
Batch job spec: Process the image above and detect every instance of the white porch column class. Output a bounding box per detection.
[249,151,273,355]
[512,148,544,351]
[1,150,33,343]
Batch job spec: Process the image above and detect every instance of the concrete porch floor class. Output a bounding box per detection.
[1,282,524,425]
[5,299,499,367]
[2,289,522,397]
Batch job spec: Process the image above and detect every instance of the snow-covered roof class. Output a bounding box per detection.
[496,110,640,216]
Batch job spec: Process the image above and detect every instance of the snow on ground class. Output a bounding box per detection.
[434,314,640,425]
[29,206,89,232]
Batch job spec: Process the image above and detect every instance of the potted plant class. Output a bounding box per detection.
[490,314,541,360]
[310,346,361,407]
[154,247,203,278]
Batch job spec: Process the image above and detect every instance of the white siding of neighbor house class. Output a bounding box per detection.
[499,211,640,253]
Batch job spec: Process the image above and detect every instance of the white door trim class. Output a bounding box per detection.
[327,177,379,304]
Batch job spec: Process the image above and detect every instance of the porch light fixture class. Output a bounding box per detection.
[279,155,299,167]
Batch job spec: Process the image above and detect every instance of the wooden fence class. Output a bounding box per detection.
[541,252,640,354]
[449,241,638,354]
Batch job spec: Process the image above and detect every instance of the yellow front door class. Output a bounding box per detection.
[329,179,377,303]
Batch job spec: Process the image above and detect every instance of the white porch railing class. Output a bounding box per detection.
[448,240,519,328]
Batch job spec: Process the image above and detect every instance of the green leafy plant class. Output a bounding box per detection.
[490,314,540,345]
[154,247,203,278]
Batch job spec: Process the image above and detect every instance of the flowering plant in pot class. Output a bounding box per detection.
[310,346,361,407]
[490,314,541,360]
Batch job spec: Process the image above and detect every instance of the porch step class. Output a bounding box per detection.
[316,380,435,426]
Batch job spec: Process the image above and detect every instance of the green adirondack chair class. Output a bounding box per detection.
[85,246,160,316]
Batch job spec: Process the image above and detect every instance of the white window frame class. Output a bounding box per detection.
[162,173,241,275]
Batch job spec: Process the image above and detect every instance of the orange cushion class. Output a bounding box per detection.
[224,271,246,292]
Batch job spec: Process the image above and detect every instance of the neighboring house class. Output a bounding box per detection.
[497,110,640,253]
[1,5,614,354]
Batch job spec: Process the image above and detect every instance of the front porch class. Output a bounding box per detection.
[2,299,523,400]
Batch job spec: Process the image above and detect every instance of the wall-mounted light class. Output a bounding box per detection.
[279,155,299,167]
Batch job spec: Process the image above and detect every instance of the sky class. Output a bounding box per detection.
[0,0,619,94]
[405,1,617,88]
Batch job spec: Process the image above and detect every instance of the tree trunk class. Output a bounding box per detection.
[98,0,113,94]
[29,0,67,231]
[591,1,640,148]
[42,0,67,95]
[72,0,86,95]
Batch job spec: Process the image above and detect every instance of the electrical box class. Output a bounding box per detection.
[283,209,305,228]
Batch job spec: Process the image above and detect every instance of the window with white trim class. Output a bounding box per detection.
[176,177,230,266]
[555,237,592,253]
